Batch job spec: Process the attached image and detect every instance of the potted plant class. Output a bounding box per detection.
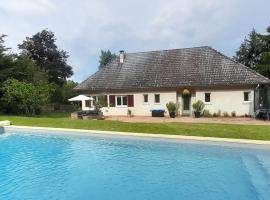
[166,102,177,118]
[192,100,205,118]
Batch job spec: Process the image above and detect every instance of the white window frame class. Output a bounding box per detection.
[143,94,149,104]
[243,91,251,102]
[116,95,128,107]
[154,94,160,104]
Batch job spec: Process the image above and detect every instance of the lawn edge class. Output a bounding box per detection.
[5,125,270,146]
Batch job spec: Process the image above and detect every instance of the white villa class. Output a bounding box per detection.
[75,46,270,117]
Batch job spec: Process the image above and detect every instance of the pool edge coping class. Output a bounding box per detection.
[3,125,270,146]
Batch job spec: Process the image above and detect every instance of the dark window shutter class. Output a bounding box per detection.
[128,95,134,107]
[109,95,115,107]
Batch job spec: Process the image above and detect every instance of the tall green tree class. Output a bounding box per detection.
[0,34,9,54]
[234,29,264,69]
[0,52,47,84]
[255,25,270,79]
[98,50,116,69]
[235,25,270,79]
[256,52,270,78]
[51,80,78,104]
[18,30,73,85]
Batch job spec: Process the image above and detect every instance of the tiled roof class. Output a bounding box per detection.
[75,46,270,92]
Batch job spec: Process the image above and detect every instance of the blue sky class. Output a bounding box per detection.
[0,0,269,82]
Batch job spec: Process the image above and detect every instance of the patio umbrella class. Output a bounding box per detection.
[68,95,94,101]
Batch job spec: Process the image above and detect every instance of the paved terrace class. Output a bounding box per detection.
[106,116,270,125]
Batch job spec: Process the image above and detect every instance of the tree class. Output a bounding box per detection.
[98,50,116,69]
[0,51,47,84]
[18,29,73,85]
[0,34,9,54]
[0,79,54,115]
[50,80,78,104]
[234,25,270,79]
[254,25,270,79]
[234,29,264,69]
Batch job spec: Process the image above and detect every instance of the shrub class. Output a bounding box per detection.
[192,100,205,113]
[213,110,222,117]
[94,101,102,113]
[0,79,53,116]
[203,109,212,117]
[223,112,230,117]
[166,102,177,113]
[231,111,236,117]
[127,109,132,116]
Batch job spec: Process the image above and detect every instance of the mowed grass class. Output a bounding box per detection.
[1,114,270,141]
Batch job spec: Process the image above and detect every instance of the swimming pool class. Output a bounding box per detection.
[0,127,270,200]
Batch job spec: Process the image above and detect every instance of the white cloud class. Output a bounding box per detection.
[0,0,269,81]
[0,0,55,15]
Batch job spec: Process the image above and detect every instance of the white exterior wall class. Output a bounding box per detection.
[101,91,177,116]
[87,87,255,116]
[195,89,254,116]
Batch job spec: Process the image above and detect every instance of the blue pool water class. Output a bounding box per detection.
[0,128,270,200]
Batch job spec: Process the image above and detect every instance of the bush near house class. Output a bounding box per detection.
[166,102,179,118]
[223,112,230,117]
[203,110,212,117]
[192,100,205,118]
[231,111,236,117]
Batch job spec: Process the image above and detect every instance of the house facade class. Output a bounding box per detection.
[75,46,270,117]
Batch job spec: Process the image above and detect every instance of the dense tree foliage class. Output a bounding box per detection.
[0,31,77,115]
[18,30,73,85]
[0,34,9,54]
[51,80,78,104]
[234,25,270,78]
[0,53,47,84]
[98,50,116,69]
[1,79,53,115]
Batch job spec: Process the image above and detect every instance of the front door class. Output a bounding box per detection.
[182,95,191,115]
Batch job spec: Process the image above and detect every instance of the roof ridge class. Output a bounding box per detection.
[124,46,211,55]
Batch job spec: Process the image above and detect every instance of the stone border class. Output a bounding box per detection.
[0,120,10,127]
[4,125,270,146]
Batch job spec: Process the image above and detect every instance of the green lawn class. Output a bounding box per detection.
[1,114,270,141]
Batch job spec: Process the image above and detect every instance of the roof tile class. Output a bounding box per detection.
[76,46,270,92]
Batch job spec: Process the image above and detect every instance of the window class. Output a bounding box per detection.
[116,96,128,106]
[85,100,91,107]
[244,92,250,101]
[205,93,211,102]
[154,94,160,103]
[117,96,121,106]
[143,94,148,103]
[123,96,127,105]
